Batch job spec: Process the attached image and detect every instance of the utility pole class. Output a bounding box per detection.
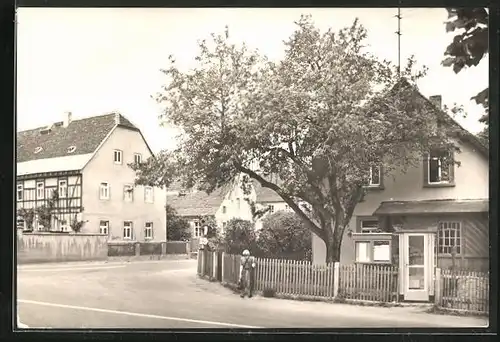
[395,7,402,76]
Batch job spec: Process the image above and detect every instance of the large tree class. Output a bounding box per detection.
[442,8,489,143]
[133,16,457,262]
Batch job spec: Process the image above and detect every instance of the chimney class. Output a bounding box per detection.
[429,95,442,109]
[63,111,72,128]
[114,112,120,125]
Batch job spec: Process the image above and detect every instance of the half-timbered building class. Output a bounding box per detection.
[16,112,166,242]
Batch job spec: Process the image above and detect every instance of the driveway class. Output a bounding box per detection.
[16,259,489,329]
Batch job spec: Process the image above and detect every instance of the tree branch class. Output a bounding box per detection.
[236,164,325,239]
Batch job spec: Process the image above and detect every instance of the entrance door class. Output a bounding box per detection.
[404,234,429,301]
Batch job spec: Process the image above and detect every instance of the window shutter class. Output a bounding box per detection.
[108,185,111,200]
[423,153,429,185]
[152,223,155,240]
[132,223,135,240]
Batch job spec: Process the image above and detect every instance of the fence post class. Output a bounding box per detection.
[221,252,225,283]
[196,249,201,275]
[201,249,206,277]
[434,268,441,305]
[333,262,340,298]
[185,241,191,259]
[161,242,166,255]
[212,251,218,280]
[135,242,141,257]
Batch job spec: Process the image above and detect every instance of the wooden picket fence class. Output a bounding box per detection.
[337,263,399,302]
[220,253,337,299]
[436,268,489,314]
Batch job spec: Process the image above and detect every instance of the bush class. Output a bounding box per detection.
[166,205,192,241]
[257,211,312,261]
[222,218,258,255]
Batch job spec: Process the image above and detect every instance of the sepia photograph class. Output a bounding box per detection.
[15,7,490,330]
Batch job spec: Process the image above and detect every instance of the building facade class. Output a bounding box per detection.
[16,112,166,242]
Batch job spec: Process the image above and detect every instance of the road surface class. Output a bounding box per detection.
[17,259,488,329]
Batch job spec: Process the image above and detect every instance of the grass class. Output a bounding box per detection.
[426,304,489,318]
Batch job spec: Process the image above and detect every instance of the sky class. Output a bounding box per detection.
[16,8,488,153]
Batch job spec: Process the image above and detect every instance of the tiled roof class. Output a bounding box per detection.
[373,199,489,216]
[16,113,138,163]
[166,187,228,217]
[252,179,284,203]
[394,79,488,157]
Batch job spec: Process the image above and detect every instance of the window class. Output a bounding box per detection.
[144,186,154,203]
[369,165,381,186]
[222,206,227,214]
[123,221,133,239]
[45,187,54,200]
[427,149,453,184]
[123,184,134,202]
[67,146,76,153]
[285,204,290,211]
[236,198,241,210]
[36,182,44,199]
[134,153,142,164]
[269,205,275,213]
[373,241,391,262]
[16,216,25,230]
[99,182,110,200]
[356,242,371,262]
[58,180,67,198]
[113,150,123,164]
[144,222,153,240]
[438,221,461,254]
[99,220,109,235]
[194,221,202,237]
[360,219,379,233]
[16,184,23,201]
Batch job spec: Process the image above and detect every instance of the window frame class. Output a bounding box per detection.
[222,205,227,214]
[123,184,134,202]
[269,204,275,214]
[357,216,380,234]
[58,180,68,198]
[113,149,123,165]
[134,153,142,165]
[437,221,462,256]
[16,184,23,201]
[193,220,202,237]
[36,181,44,200]
[144,186,154,203]
[144,222,153,240]
[99,182,110,200]
[424,149,455,188]
[99,220,109,235]
[123,221,133,240]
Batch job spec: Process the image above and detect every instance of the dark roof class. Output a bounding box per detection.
[252,179,284,203]
[17,113,139,163]
[166,188,227,217]
[394,78,488,158]
[373,199,489,216]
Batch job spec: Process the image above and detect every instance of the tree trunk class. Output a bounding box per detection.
[323,219,345,264]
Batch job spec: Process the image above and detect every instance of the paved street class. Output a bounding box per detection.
[17,259,488,329]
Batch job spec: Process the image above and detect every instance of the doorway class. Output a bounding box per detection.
[403,233,432,301]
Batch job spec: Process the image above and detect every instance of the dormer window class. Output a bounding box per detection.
[34,146,43,154]
[67,146,76,153]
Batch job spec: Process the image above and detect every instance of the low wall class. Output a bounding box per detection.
[166,241,189,254]
[17,232,108,264]
[107,241,165,257]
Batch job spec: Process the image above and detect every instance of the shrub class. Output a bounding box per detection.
[257,211,312,261]
[222,218,258,255]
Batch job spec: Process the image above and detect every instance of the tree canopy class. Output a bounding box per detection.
[442,8,489,143]
[133,15,458,262]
